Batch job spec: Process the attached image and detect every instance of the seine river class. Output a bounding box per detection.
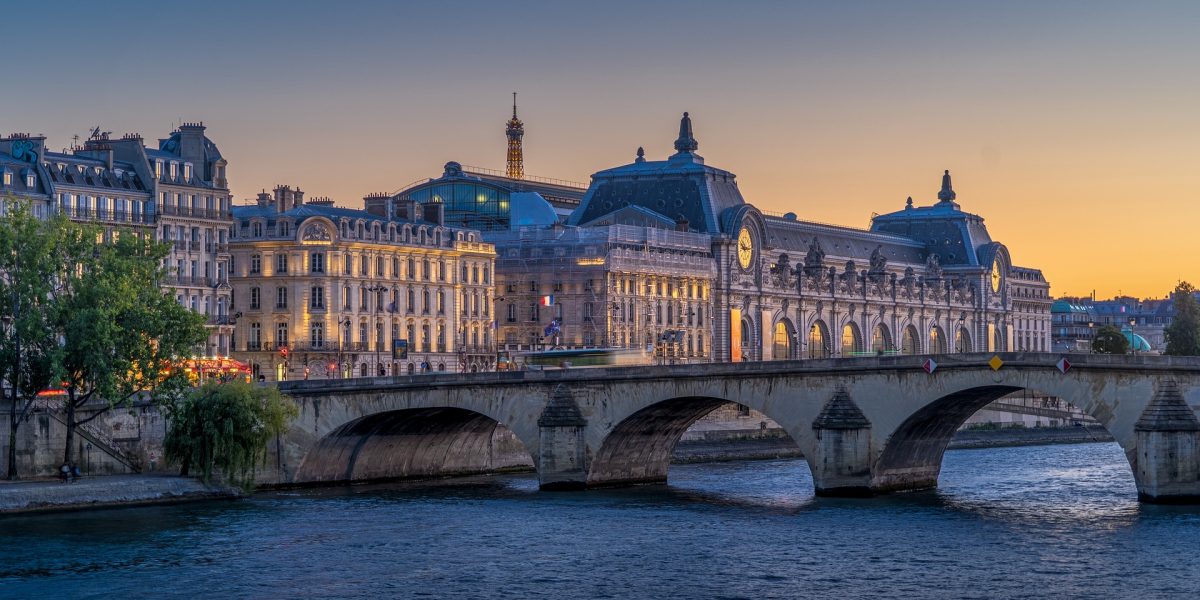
[3,442,1200,599]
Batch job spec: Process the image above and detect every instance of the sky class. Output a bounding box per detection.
[5,0,1199,299]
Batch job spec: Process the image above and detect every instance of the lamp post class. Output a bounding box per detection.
[1087,321,1094,354]
[338,317,351,378]
[1129,317,1138,355]
[365,284,386,376]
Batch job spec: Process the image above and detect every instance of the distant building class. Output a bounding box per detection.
[390,112,1052,361]
[0,124,234,357]
[228,187,495,381]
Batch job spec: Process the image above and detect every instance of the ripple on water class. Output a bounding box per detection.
[3,443,1200,599]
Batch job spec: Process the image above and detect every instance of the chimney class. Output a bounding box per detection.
[293,188,305,209]
[177,122,207,174]
[273,185,290,213]
[675,215,690,232]
[0,134,46,166]
[363,193,390,217]
[256,190,271,208]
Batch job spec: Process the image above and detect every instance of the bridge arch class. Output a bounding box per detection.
[287,388,544,486]
[585,393,820,489]
[871,373,1141,494]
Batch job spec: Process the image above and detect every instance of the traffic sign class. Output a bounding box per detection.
[988,355,1004,371]
[923,358,937,374]
[1056,357,1072,373]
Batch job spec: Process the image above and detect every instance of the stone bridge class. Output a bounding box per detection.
[271,353,1200,503]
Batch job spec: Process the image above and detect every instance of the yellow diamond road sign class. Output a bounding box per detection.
[988,355,1004,371]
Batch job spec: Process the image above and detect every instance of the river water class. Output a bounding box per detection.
[2,442,1199,599]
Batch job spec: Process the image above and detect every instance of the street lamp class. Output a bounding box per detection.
[338,317,351,378]
[1129,317,1138,355]
[365,284,387,376]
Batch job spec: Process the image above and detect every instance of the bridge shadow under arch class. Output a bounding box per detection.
[873,384,1133,494]
[295,407,535,484]
[587,396,809,488]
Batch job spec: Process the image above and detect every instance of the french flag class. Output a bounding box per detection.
[540,295,554,306]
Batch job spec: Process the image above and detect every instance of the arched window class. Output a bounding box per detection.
[872,324,891,354]
[772,321,792,360]
[929,326,947,354]
[808,321,830,359]
[956,326,972,353]
[841,323,862,357]
[901,325,919,355]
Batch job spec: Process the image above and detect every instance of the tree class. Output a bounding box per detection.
[0,200,70,479]
[1092,324,1130,355]
[163,381,296,489]
[52,225,208,466]
[1165,281,1200,356]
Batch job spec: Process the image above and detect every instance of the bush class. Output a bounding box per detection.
[164,381,296,489]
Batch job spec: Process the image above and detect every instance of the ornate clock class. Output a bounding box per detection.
[737,227,754,270]
[991,258,1002,293]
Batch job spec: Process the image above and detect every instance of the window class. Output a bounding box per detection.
[310,321,324,348]
[276,323,289,347]
[250,287,260,309]
[343,286,352,310]
[392,257,400,279]
[436,290,445,314]
[422,289,430,314]
[406,288,415,313]
[249,323,261,348]
[344,254,352,275]
[483,266,490,284]
[310,252,325,273]
[359,287,368,310]
[252,222,262,237]
[276,253,288,274]
[311,287,325,309]
[407,258,415,279]
[438,261,446,281]
[276,287,288,309]
[507,304,517,323]
[360,255,368,276]
[183,163,192,180]
[422,259,430,280]
[250,254,261,274]
[376,257,384,277]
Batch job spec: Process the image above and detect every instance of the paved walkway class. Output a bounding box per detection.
[0,474,240,515]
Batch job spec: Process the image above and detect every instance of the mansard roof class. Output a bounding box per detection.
[869,171,995,267]
[763,216,928,265]
[568,113,746,235]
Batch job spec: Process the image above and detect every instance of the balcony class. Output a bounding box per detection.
[207,315,236,326]
[54,206,157,225]
[158,205,232,221]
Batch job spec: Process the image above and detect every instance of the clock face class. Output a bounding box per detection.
[991,258,1002,293]
[737,227,754,270]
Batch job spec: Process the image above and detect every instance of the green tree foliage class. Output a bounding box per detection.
[163,381,296,489]
[0,200,71,478]
[1165,281,1200,356]
[54,227,209,464]
[1092,324,1130,355]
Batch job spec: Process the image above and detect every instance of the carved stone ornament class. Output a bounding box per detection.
[803,238,826,276]
[925,253,943,282]
[302,223,332,242]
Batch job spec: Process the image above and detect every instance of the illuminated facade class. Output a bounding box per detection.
[229,187,496,381]
[506,92,524,180]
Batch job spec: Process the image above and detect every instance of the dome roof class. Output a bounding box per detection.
[1051,300,1093,314]
[509,192,558,228]
[1121,329,1153,352]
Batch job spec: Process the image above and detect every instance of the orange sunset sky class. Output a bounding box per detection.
[8,1,1199,299]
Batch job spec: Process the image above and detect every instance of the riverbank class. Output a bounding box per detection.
[0,474,241,516]
[2,426,1115,515]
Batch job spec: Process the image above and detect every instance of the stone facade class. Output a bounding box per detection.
[228,188,496,381]
[0,124,235,358]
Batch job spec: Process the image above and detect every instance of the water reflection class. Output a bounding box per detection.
[4,443,1200,599]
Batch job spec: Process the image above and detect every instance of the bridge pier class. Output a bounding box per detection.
[1134,380,1200,503]
[536,385,589,490]
[809,387,875,496]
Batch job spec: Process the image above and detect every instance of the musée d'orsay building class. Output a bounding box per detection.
[391,110,1052,364]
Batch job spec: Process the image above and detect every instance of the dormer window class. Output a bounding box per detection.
[183,163,192,181]
[252,222,263,237]
[169,162,178,179]
[24,171,35,188]
[154,160,163,179]
[2,170,10,186]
